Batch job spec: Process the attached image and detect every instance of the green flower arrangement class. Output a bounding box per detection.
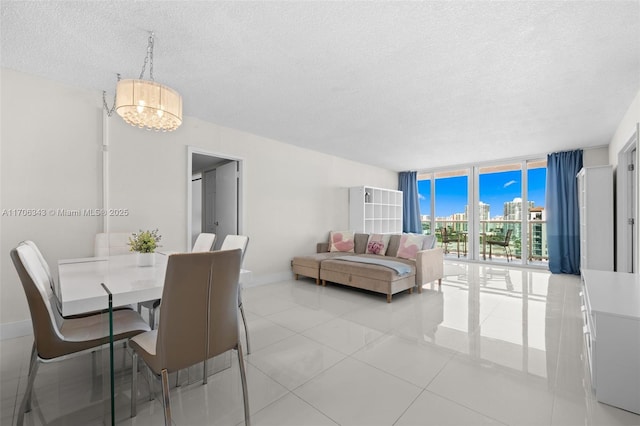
[128,229,162,253]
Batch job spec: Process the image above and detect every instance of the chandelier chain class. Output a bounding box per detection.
[139,32,155,81]
[102,73,121,117]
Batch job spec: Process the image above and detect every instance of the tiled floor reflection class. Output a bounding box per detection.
[2,262,640,425]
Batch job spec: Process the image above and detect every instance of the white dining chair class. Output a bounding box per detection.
[11,242,150,426]
[25,239,133,318]
[219,235,250,353]
[192,232,216,253]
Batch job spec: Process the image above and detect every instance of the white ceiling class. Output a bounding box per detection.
[1,1,638,172]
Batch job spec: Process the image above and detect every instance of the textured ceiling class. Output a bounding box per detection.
[1,1,639,171]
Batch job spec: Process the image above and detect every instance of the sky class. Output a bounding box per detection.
[417,168,547,218]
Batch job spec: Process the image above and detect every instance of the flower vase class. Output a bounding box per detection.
[137,252,155,267]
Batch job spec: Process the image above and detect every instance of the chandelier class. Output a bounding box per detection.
[115,32,182,132]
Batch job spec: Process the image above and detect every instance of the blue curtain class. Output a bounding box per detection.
[399,171,422,233]
[546,150,583,274]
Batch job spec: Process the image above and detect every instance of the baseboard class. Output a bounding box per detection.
[0,319,32,340]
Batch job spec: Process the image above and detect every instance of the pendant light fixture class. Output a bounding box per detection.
[115,32,182,132]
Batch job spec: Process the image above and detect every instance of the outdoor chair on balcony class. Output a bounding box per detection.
[440,228,459,257]
[487,229,513,262]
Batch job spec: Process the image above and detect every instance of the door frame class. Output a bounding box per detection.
[616,124,638,273]
[186,146,245,251]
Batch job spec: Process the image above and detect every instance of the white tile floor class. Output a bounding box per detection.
[2,261,640,425]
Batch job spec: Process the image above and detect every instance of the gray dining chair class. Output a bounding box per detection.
[219,234,251,353]
[129,249,249,426]
[11,242,150,426]
[139,232,216,328]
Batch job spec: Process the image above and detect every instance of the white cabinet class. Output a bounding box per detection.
[577,166,613,272]
[349,186,403,234]
[581,270,640,414]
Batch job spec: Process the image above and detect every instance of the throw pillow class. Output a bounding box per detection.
[366,234,391,255]
[329,231,355,253]
[397,233,426,260]
[422,234,437,250]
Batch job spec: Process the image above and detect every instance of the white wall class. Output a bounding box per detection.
[609,90,640,166]
[1,70,104,335]
[583,146,609,167]
[0,69,397,331]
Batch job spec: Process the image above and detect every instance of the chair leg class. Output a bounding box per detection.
[161,369,172,426]
[24,342,36,410]
[203,357,208,385]
[17,343,39,426]
[131,351,138,417]
[148,366,154,401]
[236,342,251,426]
[149,307,156,330]
[239,302,251,354]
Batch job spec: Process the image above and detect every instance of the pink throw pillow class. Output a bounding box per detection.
[396,234,425,260]
[366,234,390,255]
[329,231,355,253]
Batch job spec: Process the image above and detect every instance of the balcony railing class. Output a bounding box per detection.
[421,219,548,263]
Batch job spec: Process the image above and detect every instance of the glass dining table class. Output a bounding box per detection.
[57,252,252,424]
[58,252,252,316]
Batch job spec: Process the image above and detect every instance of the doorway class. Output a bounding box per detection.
[187,147,244,251]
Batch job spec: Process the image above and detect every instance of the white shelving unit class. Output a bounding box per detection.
[349,186,403,234]
[577,166,613,272]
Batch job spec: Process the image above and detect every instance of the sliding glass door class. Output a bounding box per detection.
[418,169,470,258]
[436,170,469,258]
[478,163,523,262]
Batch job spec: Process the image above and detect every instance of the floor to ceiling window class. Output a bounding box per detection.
[417,158,548,267]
